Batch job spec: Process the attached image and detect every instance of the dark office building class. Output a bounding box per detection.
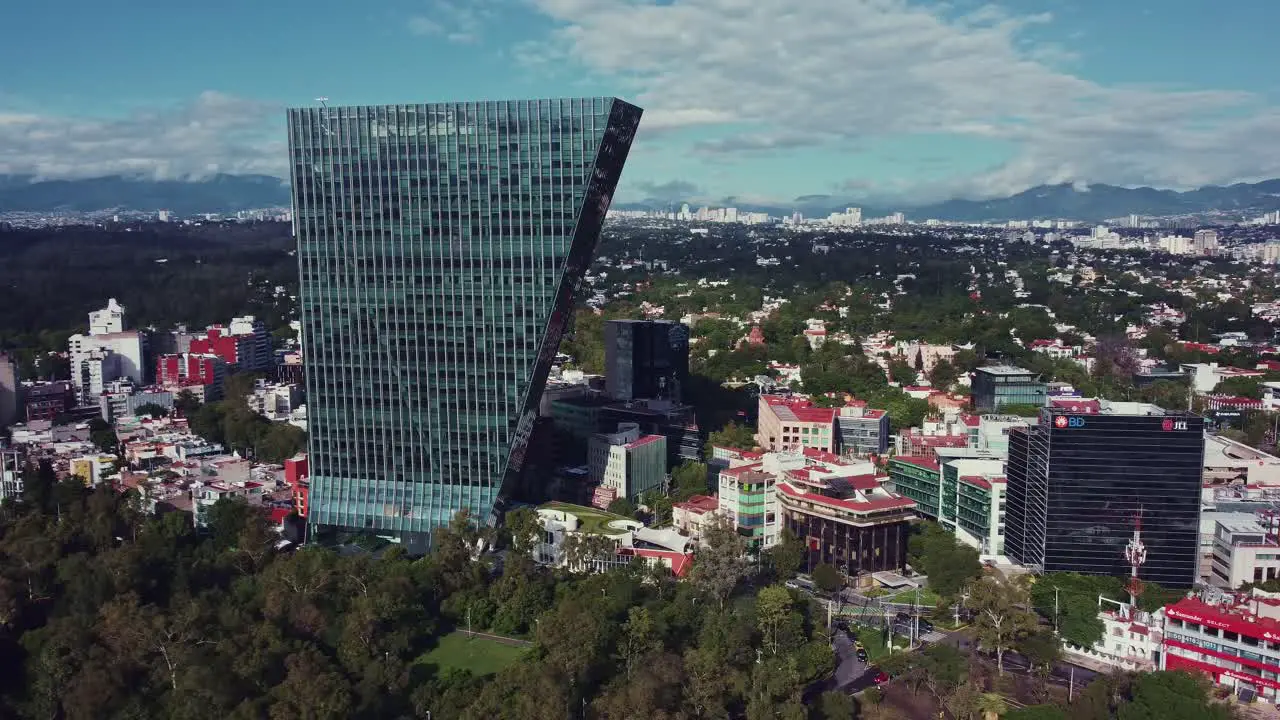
[604,319,689,404]
[1004,402,1204,588]
[600,398,701,468]
[971,365,1047,413]
[289,98,642,551]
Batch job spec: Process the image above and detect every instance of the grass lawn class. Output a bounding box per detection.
[888,587,940,607]
[855,627,891,661]
[416,631,528,677]
[541,501,631,535]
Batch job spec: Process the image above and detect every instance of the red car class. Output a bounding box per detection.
[873,671,889,685]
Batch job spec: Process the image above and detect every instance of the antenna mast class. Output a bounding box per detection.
[1124,507,1148,609]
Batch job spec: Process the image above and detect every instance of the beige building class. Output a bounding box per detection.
[755,394,837,453]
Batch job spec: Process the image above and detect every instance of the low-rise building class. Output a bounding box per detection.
[1163,592,1280,702]
[1210,514,1280,589]
[70,454,118,487]
[1,449,21,502]
[247,380,303,421]
[756,394,837,453]
[836,405,890,456]
[718,463,780,550]
[888,455,1006,555]
[21,380,75,422]
[672,494,719,538]
[1070,598,1163,673]
[191,479,267,527]
[778,458,916,576]
[284,454,310,517]
[156,353,228,402]
[533,504,693,577]
[971,365,1046,413]
[587,423,667,501]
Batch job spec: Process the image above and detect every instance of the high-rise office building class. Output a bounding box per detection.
[604,319,689,404]
[288,98,642,551]
[1004,401,1204,587]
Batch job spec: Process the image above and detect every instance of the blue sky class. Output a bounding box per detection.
[3,0,1280,205]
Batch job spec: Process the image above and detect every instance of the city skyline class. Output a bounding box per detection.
[3,1,1280,207]
[291,97,641,549]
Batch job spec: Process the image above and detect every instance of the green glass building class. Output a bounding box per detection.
[287,98,642,551]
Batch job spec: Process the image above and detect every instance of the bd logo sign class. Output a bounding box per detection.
[1054,416,1085,429]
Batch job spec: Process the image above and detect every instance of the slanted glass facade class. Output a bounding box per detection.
[1004,409,1204,587]
[288,98,642,550]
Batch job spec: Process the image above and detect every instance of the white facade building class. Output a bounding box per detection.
[69,332,144,402]
[89,298,126,335]
[1210,516,1280,589]
[70,299,144,403]
[1071,598,1164,673]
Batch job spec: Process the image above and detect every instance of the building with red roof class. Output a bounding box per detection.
[1163,592,1280,701]
[756,394,838,453]
[774,451,916,575]
[672,494,719,538]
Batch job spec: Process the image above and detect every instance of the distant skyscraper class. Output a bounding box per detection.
[604,319,689,404]
[0,352,17,429]
[288,98,642,550]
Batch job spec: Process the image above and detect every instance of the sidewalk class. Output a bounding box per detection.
[1060,648,1123,674]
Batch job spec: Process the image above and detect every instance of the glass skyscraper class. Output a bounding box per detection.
[1004,403,1204,587]
[287,98,642,551]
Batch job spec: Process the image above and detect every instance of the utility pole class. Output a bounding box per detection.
[1069,666,1075,702]
[1053,586,1060,635]
[913,585,921,647]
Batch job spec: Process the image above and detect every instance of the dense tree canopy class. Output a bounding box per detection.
[907,521,983,600]
[0,460,845,720]
[0,223,297,370]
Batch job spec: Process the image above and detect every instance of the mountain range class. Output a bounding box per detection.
[0,174,291,216]
[621,179,1280,223]
[1,173,1278,223]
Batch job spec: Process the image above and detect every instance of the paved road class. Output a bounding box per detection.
[942,629,1100,688]
[831,629,868,689]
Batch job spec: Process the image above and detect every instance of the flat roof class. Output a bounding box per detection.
[975,365,1037,376]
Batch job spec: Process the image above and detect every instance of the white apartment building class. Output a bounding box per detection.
[1159,234,1196,255]
[89,298,126,335]
[1210,516,1280,589]
[70,299,144,403]
[247,381,304,422]
[0,450,21,502]
[69,334,143,403]
[1071,599,1164,673]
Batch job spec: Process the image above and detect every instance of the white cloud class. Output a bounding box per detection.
[523,0,1280,198]
[408,0,502,43]
[0,91,285,180]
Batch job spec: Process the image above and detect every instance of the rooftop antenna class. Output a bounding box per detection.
[315,97,334,136]
[1124,507,1147,610]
